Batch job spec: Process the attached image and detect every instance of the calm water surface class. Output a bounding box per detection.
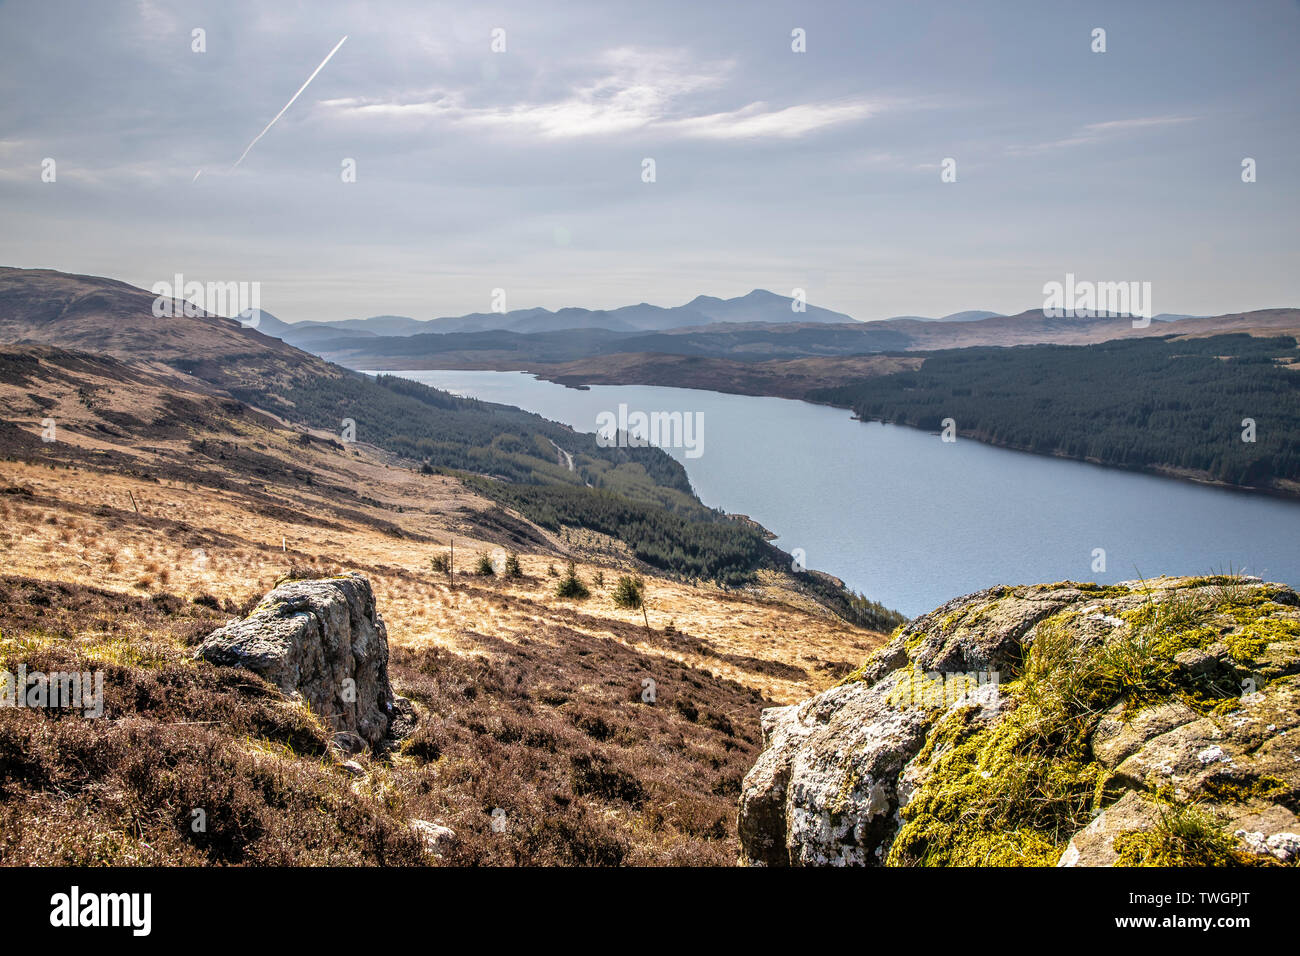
[380,369,1300,617]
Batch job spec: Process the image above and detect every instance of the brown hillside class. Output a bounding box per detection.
[0,342,881,865]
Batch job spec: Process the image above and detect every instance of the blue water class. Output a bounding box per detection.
[378,369,1300,617]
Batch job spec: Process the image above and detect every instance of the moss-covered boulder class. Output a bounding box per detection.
[738,576,1300,866]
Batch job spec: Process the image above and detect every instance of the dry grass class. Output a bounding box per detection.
[0,460,871,704]
[0,577,427,865]
[0,355,884,865]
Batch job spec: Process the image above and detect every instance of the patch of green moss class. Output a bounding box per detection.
[902,628,929,656]
[1041,581,1134,597]
[968,595,1009,628]
[838,663,871,685]
[1113,802,1261,867]
[1223,614,1300,663]
[937,609,964,635]
[1183,575,1243,588]
[906,702,976,770]
[1201,774,1289,804]
[886,684,1109,866]
[916,594,1010,654]
[842,581,1299,867]
[883,666,950,711]
[1118,589,1299,669]
[886,593,1270,867]
[831,764,864,817]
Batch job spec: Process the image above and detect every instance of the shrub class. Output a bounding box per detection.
[612,576,644,610]
[191,593,222,611]
[278,563,318,583]
[504,552,522,578]
[475,554,496,576]
[673,698,699,722]
[569,754,646,806]
[555,561,590,600]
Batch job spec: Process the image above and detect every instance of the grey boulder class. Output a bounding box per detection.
[196,573,395,747]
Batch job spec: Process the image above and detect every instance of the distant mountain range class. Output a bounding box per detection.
[885,310,1004,323]
[249,289,858,347]
[890,310,1199,323]
[248,292,1205,349]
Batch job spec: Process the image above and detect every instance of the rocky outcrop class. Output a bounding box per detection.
[196,573,396,748]
[738,576,1300,866]
[738,676,932,866]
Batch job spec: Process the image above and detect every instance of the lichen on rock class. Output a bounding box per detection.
[195,572,396,748]
[738,575,1300,866]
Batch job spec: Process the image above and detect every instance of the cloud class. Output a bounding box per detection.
[134,0,179,41]
[662,100,881,140]
[1006,115,1197,154]
[1082,116,1197,134]
[321,46,880,141]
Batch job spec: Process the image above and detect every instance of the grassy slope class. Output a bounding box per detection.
[0,345,884,865]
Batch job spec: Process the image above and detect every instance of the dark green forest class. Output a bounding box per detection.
[231,370,693,496]
[462,480,770,587]
[809,334,1300,490]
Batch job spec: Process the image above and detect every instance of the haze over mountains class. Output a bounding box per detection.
[248,289,1207,352]
[251,289,857,346]
[292,306,1276,373]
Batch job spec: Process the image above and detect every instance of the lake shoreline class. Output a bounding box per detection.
[371,369,1300,617]
[349,357,1300,504]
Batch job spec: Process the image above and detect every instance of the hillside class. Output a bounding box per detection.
[0,341,886,865]
[0,268,319,392]
[0,267,899,606]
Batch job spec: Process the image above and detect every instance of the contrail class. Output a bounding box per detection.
[233,34,348,168]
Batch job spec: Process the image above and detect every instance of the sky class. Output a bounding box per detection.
[1,0,1298,323]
